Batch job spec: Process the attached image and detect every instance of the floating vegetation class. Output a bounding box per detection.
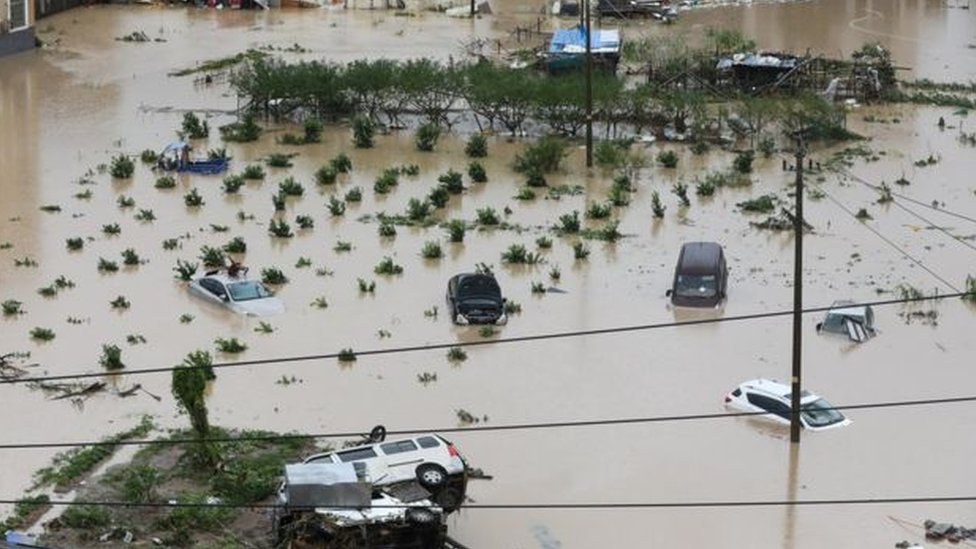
[417,372,438,385]
[179,314,194,324]
[39,204,62,213]
[514,188,537,200]
[334,241,353,252]
[254,321,274,334]
[737,194,777,213]
[66,238,84,251]
[295,257,312,268]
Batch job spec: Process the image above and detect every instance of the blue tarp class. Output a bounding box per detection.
[548,25,620,54]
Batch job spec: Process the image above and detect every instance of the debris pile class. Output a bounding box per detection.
[924,520,976,542]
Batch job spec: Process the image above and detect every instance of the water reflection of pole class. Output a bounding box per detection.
[783,443,800,549]
[789,138,805,444]
[584,0,593,167]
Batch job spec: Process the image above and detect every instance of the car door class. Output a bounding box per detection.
[198,278,227,303]
[379,440,423,483]
[747,393,791,423]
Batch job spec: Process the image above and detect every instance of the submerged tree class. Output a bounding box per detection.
[171,351,220,469]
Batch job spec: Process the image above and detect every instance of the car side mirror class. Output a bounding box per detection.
[665,289,673,297]
[220,293,229,301]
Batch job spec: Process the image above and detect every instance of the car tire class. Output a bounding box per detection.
[405,507,439,528]
[368,425,387,443]
[415,463,448,490]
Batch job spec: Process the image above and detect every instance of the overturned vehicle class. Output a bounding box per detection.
[816,300,876,343]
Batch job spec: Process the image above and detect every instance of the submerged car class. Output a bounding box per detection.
[274,463,446,549]
[303,431,468,512]
[816,300,876,343]
[187,271,284,316]
[446,273,507,325]
[724,378,851,431]
[666,242,729,308]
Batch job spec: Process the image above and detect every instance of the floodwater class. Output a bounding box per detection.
[1,1,975,547]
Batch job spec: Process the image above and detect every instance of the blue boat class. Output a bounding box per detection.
[155,141,229,174]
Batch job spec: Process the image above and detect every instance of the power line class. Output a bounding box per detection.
[1,292,970,388]
[1,495,974,510]
[821,190,961,292]
[840,168,976,226]
[1,394,974,451]
[845,170,976,255]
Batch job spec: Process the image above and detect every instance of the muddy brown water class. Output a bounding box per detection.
[2,1,976,547]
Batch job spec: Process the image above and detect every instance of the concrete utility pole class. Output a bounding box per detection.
[790,139,805,444]
[584,0,593,167]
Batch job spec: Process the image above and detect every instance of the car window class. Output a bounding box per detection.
[801,399,845,428]
[227,281,271,302]
[675,274,717,298]
[380,440,418,455]
[337,447,378,462]
[747,393,790,420]
[457,276,501,299]
[416,436,440,449]
[304,454,335,464]
[199,278,224,296]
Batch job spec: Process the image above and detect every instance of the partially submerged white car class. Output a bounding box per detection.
[725,378,851,431]
[187,271,284,316]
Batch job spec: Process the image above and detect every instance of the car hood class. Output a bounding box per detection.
[230,297,285,316]
[458,297,502,308]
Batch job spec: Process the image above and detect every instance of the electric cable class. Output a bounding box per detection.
[821,190,961,292]
[1,292,970,388]
[0,393,974,451]
[840,167,976,226]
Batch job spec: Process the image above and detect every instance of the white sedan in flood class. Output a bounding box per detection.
[188,272,284,316]
[724,378,851,431]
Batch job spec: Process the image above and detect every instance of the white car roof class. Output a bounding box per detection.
[737,378,819,405]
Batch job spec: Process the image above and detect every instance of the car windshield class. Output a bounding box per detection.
[675,274,717,298]
[800,398,845,427]
[227,281,272,302]
[457,276,501,299]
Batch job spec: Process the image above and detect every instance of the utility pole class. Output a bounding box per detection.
[584,0,593,167]
[789,138,805,444]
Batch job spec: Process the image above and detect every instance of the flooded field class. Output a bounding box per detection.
[1,0,975,547]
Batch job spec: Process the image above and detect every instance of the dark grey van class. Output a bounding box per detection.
[667,242,729,308]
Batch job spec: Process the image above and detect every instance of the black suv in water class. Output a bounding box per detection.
[446,273,507,325]
[667,242,729,308]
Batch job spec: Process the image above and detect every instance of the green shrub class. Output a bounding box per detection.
[100,344,125,371]
[223,237,247,254]
[278,177,304,196]
[66,238,84,251]
[428,186,450,208]
[586,201,612,220]
[651,191,666,218]
[266,153,293,168]
[328,195,346,216]
[374,256,404,275]
[110,154,135,178]
[477,207,500,225]
[671,182,690,207]
[315,165,338,185]
[421,241,443,259]
[344,187,362,202]
[220,115,261,143]
[98,258,120,272]
[736,194,776,213]
[415,122,441,152]
[379,222,397,237]
[242,164,265,180]
[121,248,142,266]
[501,244,543,264]
[61,505,110,529]
[733,149,755,174]
[657,150,679,168]
[30,327,56,341]
[140,149,158,163]
[173,260,198,281]
[468,161,487,183]
[119,465,160,503]
[406,198,432,222]
[295,215,314,229]
[352,116,375,148]
[303,118,323,143]
[268,219,294,238]
[198,246,226,268]
[446,219,465,242]
[181,112,210,139]
[184,188,205,207]
[557,210,581,233]
[215,337,248,354]
[222,175,245,194]
[261,267,288,285]
[117,195,135,208]
[465,133,488,158]
[514,135,568,174]
[330,153,352,173]
[573,241,590,260]
[438,169,464,194]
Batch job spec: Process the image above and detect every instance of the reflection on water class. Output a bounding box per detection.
[1,2,975,547]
